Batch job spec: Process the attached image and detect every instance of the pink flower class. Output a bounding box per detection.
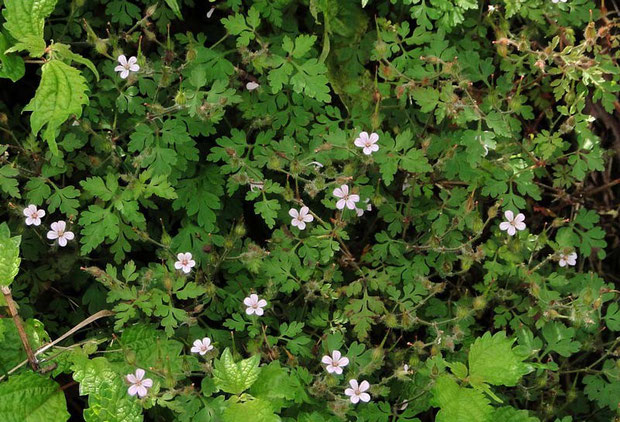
[115,55,140,79]
[499,210,526,236]
[333,185,360,210]
[289,206,314,230]
[46,221,74,247]
[321,350,349,375]
[345,379,371,404]
[559,252,577,267]
[244,294,267,316]
[354,132,379,155]
[23,204,45,226]
[174,252,196,274]
[190,337,214,355]
[126,368,153,398]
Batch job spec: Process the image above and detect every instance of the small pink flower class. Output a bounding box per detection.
[23,204,45,226]
[321,350,349,375]
[46,221,74,247]
[289,206,314,230]
[244,294,267,316]
[174,252,196,274]
[499,210,526,236]
[333,185,360,210]
[126,368,153,398]
[345,379,371,404]
[559,252,577,267]
[190,337,214,355]
[354,132,379,155]
[115,55,140,79]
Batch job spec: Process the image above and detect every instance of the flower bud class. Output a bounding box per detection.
[95,39,108,55]
[146,4,157,17]
[174,90,187,105]
[234,224,246,237]
[472,296,487,311]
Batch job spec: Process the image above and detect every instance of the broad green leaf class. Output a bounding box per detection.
[542,322,581,357]
[0,32,25,81]
[213,348,261,395]
[83,378,143,422]
[492,406,540,422]
[468,331,529,386]
[23,59,89,154]
[605,302,620,331]
[431,375,493,422]
[0,165,20,197]
[0,372,70,422]
[411,87,439,113]
[0,222,21,286]
[221,398,279,422]
[49,43,100,80]
[2,0,58,56]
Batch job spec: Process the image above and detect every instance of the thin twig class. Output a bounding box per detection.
[2,286,38,371]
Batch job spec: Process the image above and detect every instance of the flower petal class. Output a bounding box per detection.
[359,392,371,402]
[504,210,514,221]
[128,384,139,396]
[117,55,128,65]
[359,380,370,391]
[135,369,146,380]
[321,355,333,365]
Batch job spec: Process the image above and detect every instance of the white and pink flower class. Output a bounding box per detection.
[23,204,45,226]
[244,294,267,316]
[46,221,74,247]
[321,350,349,375]
[289,206,314,230]
[190,337,214,355]
[499,210,526,236]
[333,185,360,210]
[345,379,371,404]
[174,252,196,274]
[115,55,140,79]
[126,368,153,398]
[354,132,379,155]
[559,252,577,267]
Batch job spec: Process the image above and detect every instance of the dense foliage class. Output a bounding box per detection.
[0,0,619,421]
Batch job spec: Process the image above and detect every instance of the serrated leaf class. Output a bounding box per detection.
[0,32,25,81]
[468,331,529,386]
[0,222,21,286]
[222,398,278,422]
[23,60,89,154]
[213,348,261,395]
[431,375,492,422]
[0,165,20,197]
[2,0,58,56]
[0,372,70,422]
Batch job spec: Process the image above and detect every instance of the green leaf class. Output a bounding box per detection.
[213,348,261,395]
[49,43,100,81]
[0,372,70,422]
[468,331,529,387]
[164,0,183,19]
[604,302,620,331]
[412,87,439,113]
[0,222,21,286]
[0,32,25,81]
[254,198,280,229]
[431,375,493,422]
[221,398,279,422]
[23,60,90,154]
[542,322,581,357]
[492,406,540,422]
[0,318,48,370]
[2,0,58,57]
[0,165,20,197]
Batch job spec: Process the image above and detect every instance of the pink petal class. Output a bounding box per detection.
[369,133,379,143]
[128,384,139,396]
[354,138,366,148]
[297,221,306,230]
[142,378,153,388]
[514,222,526,231]
[333,187,344,198]
[126,374,137,384]
[332,350,341,360]
[114,65,126,73]
[359,380,370,391]
[120,70,129,79]
[332,366,343,375]
[349,379,359,389]
[499,222,510,231]
[174,261,183,269]
[117,55,128,66]
[321,355,332,365]
[254,307,264,316]
[136,385,148,398]
[135,369,146,380]
[514,213,525,223]
[504,210,514,221]
[243,297,253,306]
[129,64,140,72]
[303,214,314,223]
[289,208,299,218]
[359,392,371,402]
[257,299,267,307]
[350,394,360,404]
[507,226,516,236]
[359,131,369,141]
[47,230,59,240]
[245,307,255,315]
[336,199,346,210]
[339,357,349,366]
[127,56,137,65]
[344,388,355,397]
[64,231,75,240]
[340,185,349,195]
[58,237,68,247]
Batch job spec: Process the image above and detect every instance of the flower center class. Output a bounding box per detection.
[365,141,372,147]
[135,380,142,387]
[182,259,188,265]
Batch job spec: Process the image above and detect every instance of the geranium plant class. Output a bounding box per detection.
[0,0,618,421]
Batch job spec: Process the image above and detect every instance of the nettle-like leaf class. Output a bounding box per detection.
[0,372,70,422]
[0,222,21,286]
[0,32,25,81]
[23,60,89,154]
[2,0,58,56]
[468,331,530,387]
[213,348,261,395]
[431,375,493,422]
